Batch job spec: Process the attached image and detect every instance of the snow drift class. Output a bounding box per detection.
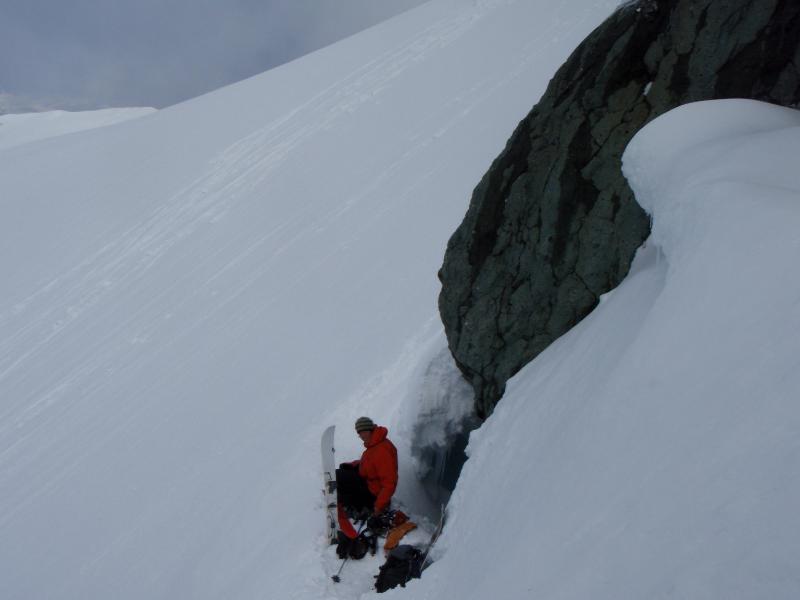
[410,99,800,599]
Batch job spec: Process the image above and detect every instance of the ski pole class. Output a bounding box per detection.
[331,557,348,583]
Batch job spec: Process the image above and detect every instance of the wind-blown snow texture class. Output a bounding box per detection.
[411,99,800,599]
[0,1,623,599]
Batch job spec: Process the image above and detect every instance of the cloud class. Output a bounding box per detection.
[0,0,428,110]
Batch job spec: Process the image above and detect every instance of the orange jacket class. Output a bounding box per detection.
[358,426,398,513]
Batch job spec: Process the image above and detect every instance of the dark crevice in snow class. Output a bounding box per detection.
[407,345,480,513]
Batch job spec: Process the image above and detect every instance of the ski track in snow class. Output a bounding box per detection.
[0,0,508,395]
[0,0,607,366]
[0,0,520,564]
[0,0,560,471]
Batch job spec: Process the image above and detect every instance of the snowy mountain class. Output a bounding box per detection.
[0,108,156,152]
[2,1,798,600]
[0,1,623,598]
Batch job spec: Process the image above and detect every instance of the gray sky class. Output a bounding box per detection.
[0,0,427,111]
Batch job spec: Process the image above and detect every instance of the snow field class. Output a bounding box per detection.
[0,1,623,599]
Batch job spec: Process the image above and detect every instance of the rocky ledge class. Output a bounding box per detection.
[438,0,800,417]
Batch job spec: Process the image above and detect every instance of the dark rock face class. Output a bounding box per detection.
[439,0,800,418]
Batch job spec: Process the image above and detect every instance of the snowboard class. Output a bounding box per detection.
[321,425,338,545]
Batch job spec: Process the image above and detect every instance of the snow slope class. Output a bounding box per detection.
[409,100,800,599]
[0,1,623,598]
[0,108,156,152]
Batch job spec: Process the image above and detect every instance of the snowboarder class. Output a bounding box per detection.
[336,417,398,541]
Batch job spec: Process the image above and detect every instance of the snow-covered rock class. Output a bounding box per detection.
[412,99,800,599]
[437,0,800,417]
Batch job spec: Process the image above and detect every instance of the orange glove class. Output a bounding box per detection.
[383,521,417,551]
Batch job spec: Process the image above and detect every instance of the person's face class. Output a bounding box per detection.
[358,430,371,444]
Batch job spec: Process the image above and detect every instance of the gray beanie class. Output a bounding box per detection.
[355,416,376,433]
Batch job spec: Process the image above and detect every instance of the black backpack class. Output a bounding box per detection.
[374,545,423,593]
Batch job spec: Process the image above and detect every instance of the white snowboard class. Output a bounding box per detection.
[321,425,337,545]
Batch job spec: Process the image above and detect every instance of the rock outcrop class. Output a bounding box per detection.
[439,0,800,418]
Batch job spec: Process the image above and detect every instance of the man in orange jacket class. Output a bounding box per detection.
[336,416,398,542]
[354,416,398,515]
